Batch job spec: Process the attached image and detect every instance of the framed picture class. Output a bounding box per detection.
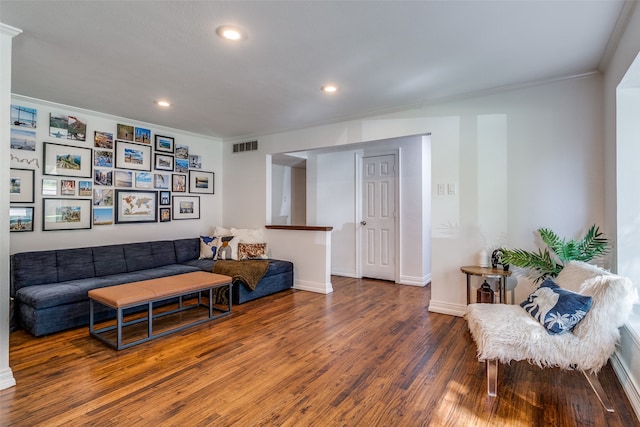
[10,128,36,151]
[175,144,189,159]
[42,178,57,196]
[10,168,35,203]
[115,140,151,171]
[114,170,133,187]
[49,113,86,141]
[154,153,174,171]
[189,154,202,169]
[115,190,158,224]
[172,195,200,220]
[189,170,214,194]
[11,104,37,128]
[135,127,151,144]
[10,206,34,232]
[159,207,171,222]
[135,172,153,189]
[94,131,113,149]
[117,123,134,141]
[155,135,174,153]
[43,198,92,231]
[61,179,76,196]
[159,191,171,205]
[93,188,113,206]
[78,180,92,196]
[175,158,189,173]
[172,174,187,192]
[94,150,113,168]
[43,142,92,178]
[154,173,170,189]
[93,208,113,226]
[94,169,113,186]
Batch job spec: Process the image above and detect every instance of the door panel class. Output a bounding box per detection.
[361,154,396,281]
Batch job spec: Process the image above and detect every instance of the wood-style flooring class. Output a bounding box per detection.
[1,276,638,426]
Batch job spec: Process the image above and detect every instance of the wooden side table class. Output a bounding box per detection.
[460,266,512,304]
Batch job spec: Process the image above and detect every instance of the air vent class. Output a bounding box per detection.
[232,140,258,153]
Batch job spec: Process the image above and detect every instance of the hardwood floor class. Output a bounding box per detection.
[2,276,638,426]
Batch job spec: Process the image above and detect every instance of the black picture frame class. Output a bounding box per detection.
[10,206,34,232]
[43,198,92,231]
[188,170,214,194]
[43,142,93,178]
[115,140,152,171]
[159,191,171,205]
[114,189,158,224]
[154,153,174,171]
[155,134,175,153]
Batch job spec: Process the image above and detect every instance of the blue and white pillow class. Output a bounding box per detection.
[199,235,217,259]
[520,279,593,334]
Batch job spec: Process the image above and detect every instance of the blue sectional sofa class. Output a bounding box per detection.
[10,238,293,336]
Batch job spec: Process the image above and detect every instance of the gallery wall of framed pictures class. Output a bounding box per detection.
[9,102,217,233]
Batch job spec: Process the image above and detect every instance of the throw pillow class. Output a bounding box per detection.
[199,235,217,259]
[238,242,268,260]
[216,236,236,260]
[520,278,593,335]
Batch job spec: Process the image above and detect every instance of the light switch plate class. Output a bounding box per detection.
[448,183,456,195]
[437,184,445,195]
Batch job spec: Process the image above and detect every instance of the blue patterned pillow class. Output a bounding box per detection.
[520,279,593,335]
[199,235,217,259]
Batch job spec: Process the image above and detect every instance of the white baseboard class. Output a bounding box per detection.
[399,273,431,287]
[612,348,640,420]
[428,299,466,317]
[331,270,358,278]
[0,367,16,390]
[294,279,334,294]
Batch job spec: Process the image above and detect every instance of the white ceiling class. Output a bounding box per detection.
[0,1,632,140]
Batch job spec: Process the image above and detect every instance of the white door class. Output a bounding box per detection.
[361,154,396,281]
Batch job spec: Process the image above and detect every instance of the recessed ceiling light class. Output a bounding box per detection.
[216,25,246,41]
[156,100,171,107]
[321,85,338,93]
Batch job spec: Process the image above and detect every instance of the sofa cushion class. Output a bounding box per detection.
[124,242,155,272]
[174,238,199,263]
[520,279,592,334]
[16,277,113,309]
[150,240,177,267]
[182,258,215,272]
[265,260,294,276]
[57,248,95,282]
[11,251,58,291]
[93,245,127,277]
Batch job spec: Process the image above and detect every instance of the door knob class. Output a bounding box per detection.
[360,220,367,226]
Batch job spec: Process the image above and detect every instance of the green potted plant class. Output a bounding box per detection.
[500,225,609,284]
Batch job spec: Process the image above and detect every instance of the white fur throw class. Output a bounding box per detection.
[465,261,638,373]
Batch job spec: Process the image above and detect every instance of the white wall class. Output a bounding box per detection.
[223,73,606,316]
[1,22,21,391]
[603,1,640,418]
[8,96,223,254]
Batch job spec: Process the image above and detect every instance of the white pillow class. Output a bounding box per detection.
[231,227,264,243]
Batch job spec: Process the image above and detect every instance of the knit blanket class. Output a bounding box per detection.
[213,260,270,291]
